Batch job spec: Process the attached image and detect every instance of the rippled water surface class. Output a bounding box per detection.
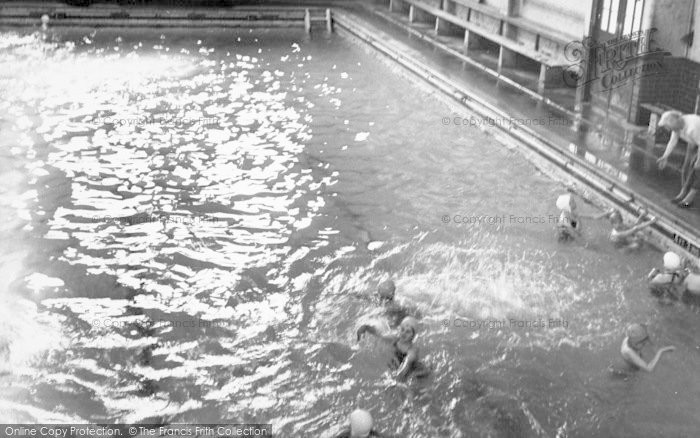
[2,26,700,437]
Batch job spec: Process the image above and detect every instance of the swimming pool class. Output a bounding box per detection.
[1,24,700,437]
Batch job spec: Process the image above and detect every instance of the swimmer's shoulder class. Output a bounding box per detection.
[619,336,637,363]
[684,273,700,294]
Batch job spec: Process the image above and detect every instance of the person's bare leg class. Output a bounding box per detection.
[680,188,698,207]
[673,145,695,201]
[680,157,700,207]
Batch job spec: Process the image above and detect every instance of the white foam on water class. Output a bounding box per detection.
[24,273,64,293]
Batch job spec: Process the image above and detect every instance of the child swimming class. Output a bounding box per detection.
[356,279,418,340]
[604,208,657,250]
[328,409,386,438]
[555,194,605,241]
[357,316,430,381]
[619,323,675,372]
[555,194,580,241]
[648,252,686,301]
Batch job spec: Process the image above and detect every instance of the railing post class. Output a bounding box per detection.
[326,8,333,33]
[304,8,311,33]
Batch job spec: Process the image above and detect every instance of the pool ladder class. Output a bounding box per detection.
[304,8,333,34]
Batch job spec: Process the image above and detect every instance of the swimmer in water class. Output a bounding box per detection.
[375,279,418,329]
[648,251,686,301]
[356,279,418,339]
[603,208,657,250]
[330,409,386,438]
[357,316,430,381]
[682,267,700,301]
[555,194,601,241]
[620,324,675,372]
[555,194,580,241]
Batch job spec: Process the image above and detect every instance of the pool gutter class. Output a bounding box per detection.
[333,10,700,263]
[0,5,327,28]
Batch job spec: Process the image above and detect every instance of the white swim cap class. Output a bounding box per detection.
[41,14,50,25]
[626,323,649,344]
[349,409,373,438]
[400,316,419,332]
[556,194,572,212]
[663,252,681,271]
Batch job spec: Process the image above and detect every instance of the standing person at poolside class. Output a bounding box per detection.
[620,324,675,372]
[656,111,700,207]
[357,316,430,381]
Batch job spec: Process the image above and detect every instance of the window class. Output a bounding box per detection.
[623,0,645,35]
[632,0,644,33]
[600,0,611,32]
[600,0,622,33]
[608,0,620,33]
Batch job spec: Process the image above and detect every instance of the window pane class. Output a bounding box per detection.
[632,0,644,34]
[601,0,611,31]
[608,0,620,33]
[623,0,636,35]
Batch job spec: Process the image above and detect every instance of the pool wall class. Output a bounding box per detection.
[0,3,333,29]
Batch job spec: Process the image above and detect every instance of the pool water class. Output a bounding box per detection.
[1,25,700,437]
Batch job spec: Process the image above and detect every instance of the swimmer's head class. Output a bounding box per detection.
[663,251,682,271]
[40,14,49,26]
[378,280,396,301]
[556,194,576,213]
[349,409,373,438]
[659,110,684,132]
[399,316,418,342]
[626,323,649,345]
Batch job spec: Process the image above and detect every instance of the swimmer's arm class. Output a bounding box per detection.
[586,209,614,220]
[356,324,394,343]
[650,272,675,285]
[657,131,679,168]
[395,347,418,380]
[624,346,675,372]
[634,208,649,225]
[617,218,657,237]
